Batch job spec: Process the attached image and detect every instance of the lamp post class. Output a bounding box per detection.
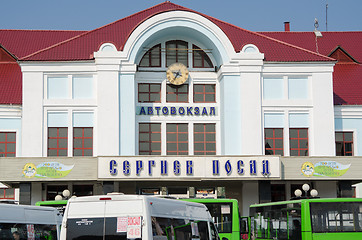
[293,184,319,199]
[302,184,310,197]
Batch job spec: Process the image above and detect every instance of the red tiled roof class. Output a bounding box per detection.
[1,2,360,106]
[333,64,362,105]
[260,31,362,63]
[0,29,86,59]
[0,63,22,104]
[259,31,362,105]
[19,2,332,62]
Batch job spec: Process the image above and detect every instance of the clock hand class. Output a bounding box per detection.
[173,71,181,78]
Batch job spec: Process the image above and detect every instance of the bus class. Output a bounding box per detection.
[0,203,62,240]
[249,197,362,240]
[60,194,221,240]
[184,198,250,240]
[36,200,68,216]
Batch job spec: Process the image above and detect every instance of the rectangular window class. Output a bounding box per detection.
[310,202,362,233]
[194,84,216,103]
[289,128,308,156]
[0,188,15,199]
[288,77,308,99]
[73,127,93,156]
[46,185,68,200]
[167,123,188,155]
[139,123,161,155]
[0,132,16,157]
[73,76,94,99]
[138,83,161,103]
[265,128,283,155]
[47,76,68,99]
[73,185,93,197]
[263,77,284,99]
[48,127,68,156]
[194,123,216,155]
[336,132,353,156]
[166,84,188,102]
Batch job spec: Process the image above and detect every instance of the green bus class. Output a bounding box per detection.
[249,197,362,240]
[184,198,250,240]
[35,200,68,216]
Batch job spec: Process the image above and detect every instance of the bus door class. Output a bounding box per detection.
[239,216,250,240]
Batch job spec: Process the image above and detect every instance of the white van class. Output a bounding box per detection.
[0,203,62,240]
[60,194,220,240]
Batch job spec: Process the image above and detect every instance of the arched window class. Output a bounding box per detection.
[192,45,213,68]
[139,44,161,67]
[138,41,214,68]
[166,40,188,67]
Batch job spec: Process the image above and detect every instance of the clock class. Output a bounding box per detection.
[166,62,189,85]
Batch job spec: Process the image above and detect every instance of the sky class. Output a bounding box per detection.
[0,0,360,32]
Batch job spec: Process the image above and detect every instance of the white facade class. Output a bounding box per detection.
[1,6,360,213]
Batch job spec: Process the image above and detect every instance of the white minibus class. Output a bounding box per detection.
[0,203,62,240]
[60,194,220,240]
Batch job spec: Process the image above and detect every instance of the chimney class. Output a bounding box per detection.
[284,22,290,32]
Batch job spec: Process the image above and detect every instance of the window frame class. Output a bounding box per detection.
[289,128,309,156]
[264,128,284,156]
[166,123,189,155]
[47,127,68,157]
[166,40,189,67]
[193,84,216,103]
[0,188,15,199]
[45,74,94,100]
[139,123,161,155]
[138,83,161,103]
[0,132,16,157]
[139,44,161,67]
[192,44,213,68]
[335,131,354,156]
[194,123,216,155]
[73,127,93,156]
[166,84,189,103]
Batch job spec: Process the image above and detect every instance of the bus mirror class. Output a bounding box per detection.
[222,237,228,240]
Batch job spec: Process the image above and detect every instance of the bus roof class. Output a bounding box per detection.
[66,194,212,220]
[249,197,362,208]
[36,199,68,206]
[182,198,239,204]
[0,204,62,224]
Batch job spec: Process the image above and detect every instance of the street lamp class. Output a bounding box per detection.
[302,184,310,197]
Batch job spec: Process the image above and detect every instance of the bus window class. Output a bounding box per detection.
[239,217,249,239]
[250,203,301,240]
[151,217,210,240]
[310,202,362,233]
[207,203,232,233]
[0,223,58,240]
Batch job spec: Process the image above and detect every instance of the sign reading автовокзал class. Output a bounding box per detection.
[98,156,280,179]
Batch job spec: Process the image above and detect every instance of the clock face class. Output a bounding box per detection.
[166,62,189,85]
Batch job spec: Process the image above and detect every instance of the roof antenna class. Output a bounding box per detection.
[326,2,328,31]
